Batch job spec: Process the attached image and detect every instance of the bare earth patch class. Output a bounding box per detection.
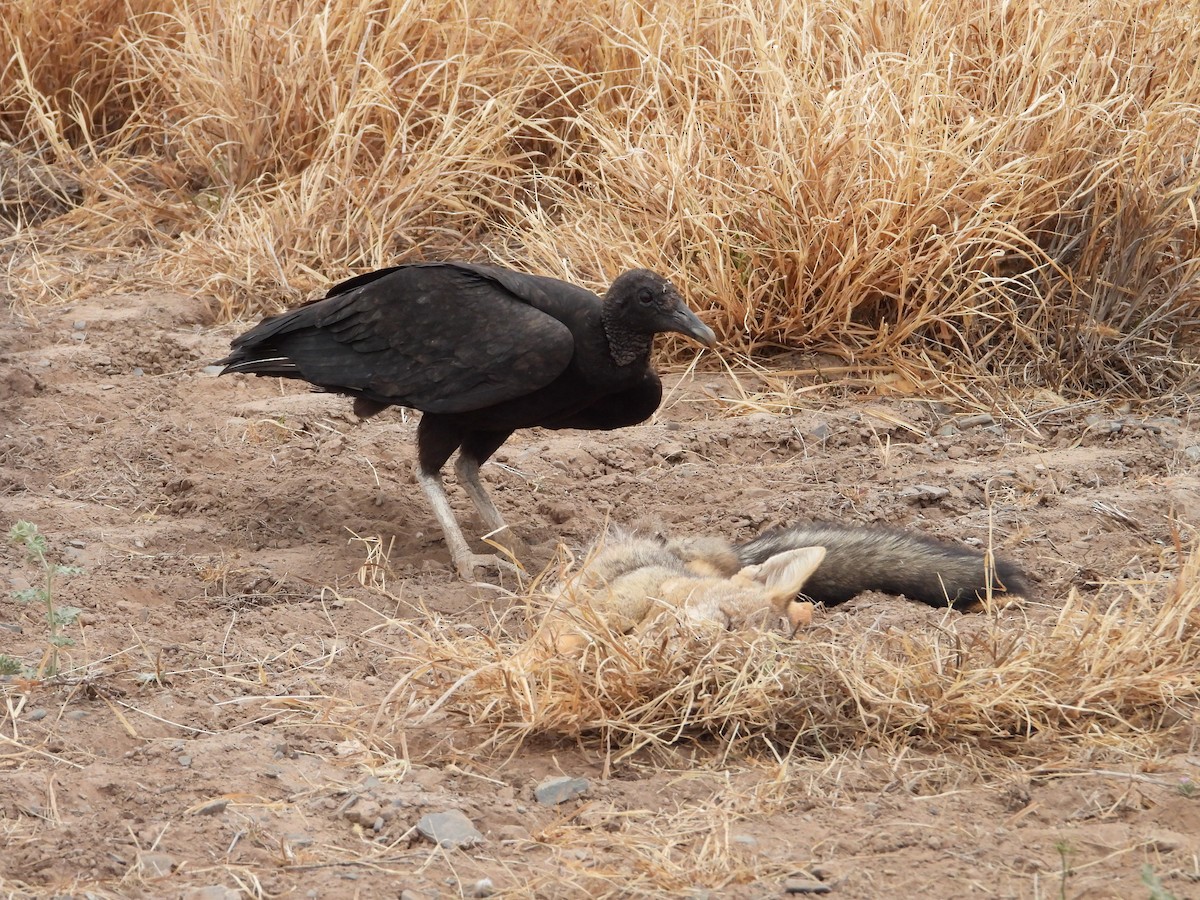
[2,291,1199,899]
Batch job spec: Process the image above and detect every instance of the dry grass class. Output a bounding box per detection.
[373,541,1200,771]
[3,0,1200,396]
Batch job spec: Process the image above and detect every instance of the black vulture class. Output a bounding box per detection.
[217,261,717,578]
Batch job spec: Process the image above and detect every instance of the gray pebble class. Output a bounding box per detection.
[534,775,590,806]
[194,798,228,816]
[27,709,47,721]
[416,809,483,848]
[73,320,87,330]
[898,484,950,501]
[201,365,225,376]
[471,878,495,897]
[178,755,192,767]
[1183,446,1200,464]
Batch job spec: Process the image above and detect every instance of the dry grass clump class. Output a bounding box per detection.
[378,545,1200,767]
[3,0,1200,395]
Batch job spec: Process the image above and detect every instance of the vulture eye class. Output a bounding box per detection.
[637,288,655,305]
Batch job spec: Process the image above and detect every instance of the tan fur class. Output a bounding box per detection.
[525,520,1029,662]
[533,533,822,658]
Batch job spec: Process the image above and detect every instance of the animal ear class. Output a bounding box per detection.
[739,546,827,606]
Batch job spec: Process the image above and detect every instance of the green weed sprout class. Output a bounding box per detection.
[7,521,83,677]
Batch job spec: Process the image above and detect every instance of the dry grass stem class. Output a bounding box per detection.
[376,543,1200,770]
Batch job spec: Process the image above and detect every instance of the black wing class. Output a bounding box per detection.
[220,264,578,415]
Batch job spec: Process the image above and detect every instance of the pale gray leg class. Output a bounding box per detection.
[416,466,510,580]
[453,453,509,535]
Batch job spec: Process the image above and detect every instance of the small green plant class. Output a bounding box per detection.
[1142,864,1177,900]
[1177,776,1197,798]
[1055,840,1075,900]
[8,521,83,677]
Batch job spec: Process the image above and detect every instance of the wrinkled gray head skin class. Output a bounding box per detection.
[604,269,717,348]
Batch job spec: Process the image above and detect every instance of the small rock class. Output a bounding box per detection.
[784,878,832,894]
[194,798,228,816]
[534,775,590,806]
[471,878,495,897]
[494,824,531,843]
[178,755,192,768]
[0,623,22,634]
[1183,446,1200,464]
[898,484,950,502]
[342,799,382,828]
[809,422,832,441]
[946,444,969,460]
[936,424,960,437]
[73,320,87,330]
[416,810,483,848]
[136,851,175,877]
[201,365,225,376]
[26,709,47,722]
[65,710,88,721]
[732,833,758,847]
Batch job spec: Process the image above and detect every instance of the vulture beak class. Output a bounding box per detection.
[669,305,718,348]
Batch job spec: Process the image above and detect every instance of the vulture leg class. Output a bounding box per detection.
[454,430,516,537]
[416,417,516,579]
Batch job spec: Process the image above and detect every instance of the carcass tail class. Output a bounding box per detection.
[735,523,1029,609]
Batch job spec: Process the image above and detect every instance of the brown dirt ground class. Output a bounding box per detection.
[2,289,1199,899]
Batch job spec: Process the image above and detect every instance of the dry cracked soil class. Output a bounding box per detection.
[2,288,1200,898]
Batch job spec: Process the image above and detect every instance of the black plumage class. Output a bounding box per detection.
[217,261,716,578]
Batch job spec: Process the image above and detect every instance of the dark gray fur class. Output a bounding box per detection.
[735,524,1029,609]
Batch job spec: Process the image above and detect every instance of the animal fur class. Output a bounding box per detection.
[532,523,1028,657]
[537,531,822,656]
[736,523,1029,609]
